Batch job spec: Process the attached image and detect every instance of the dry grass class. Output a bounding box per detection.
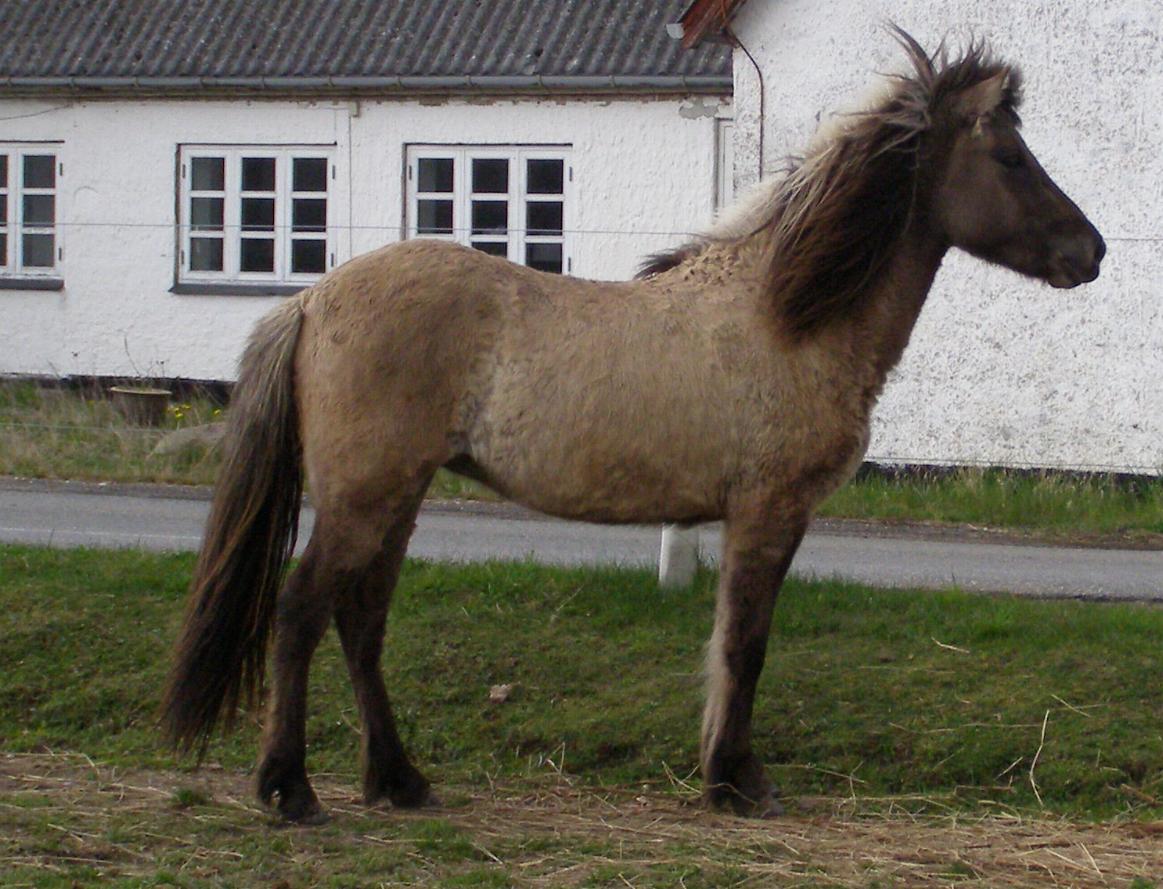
[0,383,224,486]
[3,752,1160,888]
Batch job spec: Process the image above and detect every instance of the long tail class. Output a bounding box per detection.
[160,297,306,756]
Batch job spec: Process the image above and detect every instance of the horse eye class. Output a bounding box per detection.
[994,150,1024,170]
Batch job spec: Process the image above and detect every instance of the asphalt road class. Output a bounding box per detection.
[1,479,1160,600]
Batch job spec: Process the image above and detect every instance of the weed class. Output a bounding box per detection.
[170,787,212,809]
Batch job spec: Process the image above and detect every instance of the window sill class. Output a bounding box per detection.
[170,282,308,297]
[0,276,65,291]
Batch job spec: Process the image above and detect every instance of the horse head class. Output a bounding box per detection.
[928,49,1105,288]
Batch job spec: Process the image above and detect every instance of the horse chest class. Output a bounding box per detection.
[734,375,872,505]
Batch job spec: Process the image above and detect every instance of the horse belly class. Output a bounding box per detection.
[467,383,736,525]
[489,451,724,525]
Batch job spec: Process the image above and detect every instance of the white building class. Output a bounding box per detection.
[4,0,1156,476]
[679,0,1161,474]
[0,0,732,382]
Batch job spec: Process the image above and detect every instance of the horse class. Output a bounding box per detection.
[161,30,1104,822]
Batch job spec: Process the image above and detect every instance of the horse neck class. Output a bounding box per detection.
[846,222,949,387]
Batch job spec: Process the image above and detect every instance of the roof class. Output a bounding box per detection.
[0,0,733,95]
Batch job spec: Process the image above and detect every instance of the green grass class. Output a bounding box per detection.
[0,380,496,498]
[0,381,223,486]
[2,545,1161,886]
[2,545,1161,814]
[820,466,1163,540]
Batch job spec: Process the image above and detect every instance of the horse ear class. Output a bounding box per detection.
[957,71,1010,121]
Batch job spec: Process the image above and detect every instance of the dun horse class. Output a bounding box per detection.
[162,32,1104,821]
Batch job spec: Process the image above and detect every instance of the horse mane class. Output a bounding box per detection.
[638,28,1023,337]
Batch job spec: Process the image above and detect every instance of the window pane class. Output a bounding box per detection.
[240,237,275,272]
[417,157,453,193]
[241,197,275,231]
[22,194,54,226]
[190,196,223,230]
[22,232,54,267]
[0,199,6,226]
[526,242,562,273]
[191,156,225,191]
[23,155,55,189]
[291,239,326,273]
[472,158,508,194]
[0,233,6,265]
[417,199,453,234]
[292,198,326,232]
[0,155,7,186]
[293,157,327,192]
[190,237,224,271]
[527,159,563,195]
[241,157,276,192]
[526,201,563,236]
[472,241,507,257]
[471,200,507,235]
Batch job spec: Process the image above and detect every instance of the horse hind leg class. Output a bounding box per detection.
[333,491,434,809]
[255,496,418,822]
[254,536,337,823]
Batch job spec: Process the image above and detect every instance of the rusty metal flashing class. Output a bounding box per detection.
[674,0,748,49]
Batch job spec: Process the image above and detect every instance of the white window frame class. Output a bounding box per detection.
[405,145,573,274]
[0,144,62,278]
[177,145,335,286]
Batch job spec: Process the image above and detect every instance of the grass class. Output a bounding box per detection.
[0,379,492,498]
[2,545,1163,885]
[819,466,1163,541]
[0,381,224,487]
[2,379,1162,538]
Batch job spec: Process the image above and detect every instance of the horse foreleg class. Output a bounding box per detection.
[255,542,336,823]
[334,511,433,809]
[701,519,806,816]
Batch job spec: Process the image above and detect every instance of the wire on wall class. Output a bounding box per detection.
[723,22,764,182]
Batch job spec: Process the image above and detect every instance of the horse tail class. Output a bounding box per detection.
[161,297,306,756]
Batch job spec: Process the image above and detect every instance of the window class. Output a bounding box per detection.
[178,146,333,286]
[0,147,60,276]
[406,147,571,274]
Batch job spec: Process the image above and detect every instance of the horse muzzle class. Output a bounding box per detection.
[1046,230,1106,289]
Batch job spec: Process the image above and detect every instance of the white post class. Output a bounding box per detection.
[659,525,700,589]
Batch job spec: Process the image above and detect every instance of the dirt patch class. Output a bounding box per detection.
[462,791,1163,887]
[2,752,1160,887]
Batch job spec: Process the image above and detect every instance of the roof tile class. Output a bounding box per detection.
[0,0,731,81]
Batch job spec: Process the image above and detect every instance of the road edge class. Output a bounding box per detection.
[2,475,1159,552]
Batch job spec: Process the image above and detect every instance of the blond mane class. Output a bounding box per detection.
[639,28,1022,336]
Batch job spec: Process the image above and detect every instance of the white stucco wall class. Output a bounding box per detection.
[730,1,1161,473]
[0,93,727,381]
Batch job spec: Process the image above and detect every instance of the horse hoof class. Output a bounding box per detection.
[366,771,439,810]
[752,791,785,819]
[257,762,326,824]
[388,782,439,809]
[266,793,329,824]
[413,786,442,808]
[284,804,330,826]
[703,785,785,818]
